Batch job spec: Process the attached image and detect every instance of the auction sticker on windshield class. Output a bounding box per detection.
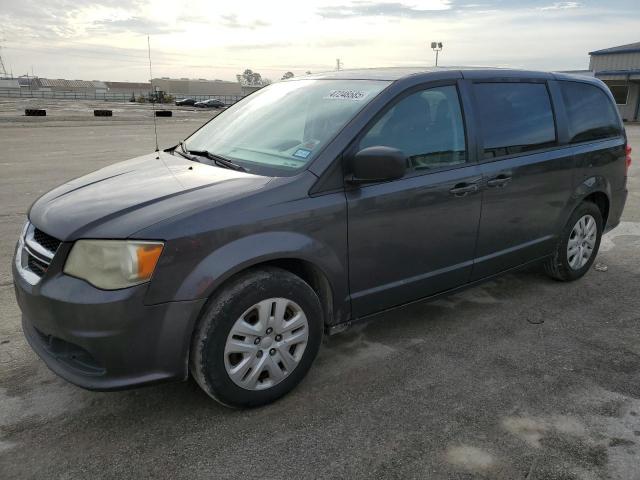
[324,90,369,101]
[293,148,312,159]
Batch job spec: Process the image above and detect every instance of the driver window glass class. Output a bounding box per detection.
[359,85,467,171]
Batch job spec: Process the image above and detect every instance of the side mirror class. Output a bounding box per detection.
[348,146,407,184]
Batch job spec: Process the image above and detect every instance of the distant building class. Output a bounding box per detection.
[93,81,108,95]
[151,77,258,98]
[105,81,151,98]
[37,78,97,93]
[589,41,640,121]
[0,78,19,91]
[0,75,256,100]
[13,78,150,97]
[17,76,39,90]
[241,85,263,95]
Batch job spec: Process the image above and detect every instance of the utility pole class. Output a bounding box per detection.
[336,58,342,71]
[430,42,443,67]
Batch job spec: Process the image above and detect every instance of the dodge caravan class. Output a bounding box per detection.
[13,68,630,407]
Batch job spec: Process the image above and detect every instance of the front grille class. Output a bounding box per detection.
[33,228,61,253]
[27,255,48,276]
[17,223,61,283]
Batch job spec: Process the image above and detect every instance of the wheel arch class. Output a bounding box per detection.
[582,191,610,226]
[259,258,335,328]
[560,175,612,232]
[174,231,347,328]
[202,257,337,329]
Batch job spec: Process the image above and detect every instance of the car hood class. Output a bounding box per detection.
[29,151,273,241]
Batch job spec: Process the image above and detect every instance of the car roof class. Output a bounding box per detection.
[302,66,457,81]
[296,66,605,86]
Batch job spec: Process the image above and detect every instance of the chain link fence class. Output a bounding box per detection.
[0,89,246,105]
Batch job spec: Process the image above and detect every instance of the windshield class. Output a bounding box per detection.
[184,79,391,174]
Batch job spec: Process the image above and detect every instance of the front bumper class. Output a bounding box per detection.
[13,256,206,391]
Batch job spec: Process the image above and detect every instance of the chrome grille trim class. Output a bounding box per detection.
[24,239,54,263]
[16,222,61,285]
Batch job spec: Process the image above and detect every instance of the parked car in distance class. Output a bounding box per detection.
[175,98,196,106]
[13,67,630,408]
[194,99,225,108]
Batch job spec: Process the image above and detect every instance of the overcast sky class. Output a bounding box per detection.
[0,0,638,82]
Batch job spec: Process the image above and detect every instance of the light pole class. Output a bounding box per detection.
[431,42,443,66]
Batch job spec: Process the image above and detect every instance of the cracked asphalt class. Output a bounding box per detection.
[0,101,639,479]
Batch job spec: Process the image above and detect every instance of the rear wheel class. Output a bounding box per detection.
[190,267,323,408]
[544,201,603,281]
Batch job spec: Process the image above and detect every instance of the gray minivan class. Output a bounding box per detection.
[13,67,630,407]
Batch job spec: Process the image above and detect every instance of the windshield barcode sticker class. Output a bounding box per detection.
[324,90,369,101]
[293,148,312,159]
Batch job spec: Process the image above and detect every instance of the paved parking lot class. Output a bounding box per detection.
[0,104,639,479]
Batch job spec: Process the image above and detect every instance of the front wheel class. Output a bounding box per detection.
[190,267,323,408]
[544,201,603,281]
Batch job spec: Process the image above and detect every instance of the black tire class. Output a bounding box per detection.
[190,267,323,408]
[544,201,603,281]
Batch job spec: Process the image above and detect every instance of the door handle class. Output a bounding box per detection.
[449,182,479,196]
[486,175,512,187]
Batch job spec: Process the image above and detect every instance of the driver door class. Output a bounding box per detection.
[346,83,482,317]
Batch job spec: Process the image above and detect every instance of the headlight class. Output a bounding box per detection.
[64,240,164,290]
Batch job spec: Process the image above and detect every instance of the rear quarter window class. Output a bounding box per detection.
[473,82,556,159]
[559,81,622,144]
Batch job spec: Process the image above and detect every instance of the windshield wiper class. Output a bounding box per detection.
[182,143,247,172]
[173,141,201,162]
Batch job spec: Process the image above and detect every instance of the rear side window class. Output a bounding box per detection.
[560,81,622,143]
[473,82,556,159]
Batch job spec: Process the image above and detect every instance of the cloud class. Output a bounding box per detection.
[2,0,639,83]
[220,14,270,29]
[313,38,365,48]
[0,0,150,39]
[89,16,178,35]
[538,2,582,11]
[317,1,451,19]
[225,42,290,50]
[225,38,366,51]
